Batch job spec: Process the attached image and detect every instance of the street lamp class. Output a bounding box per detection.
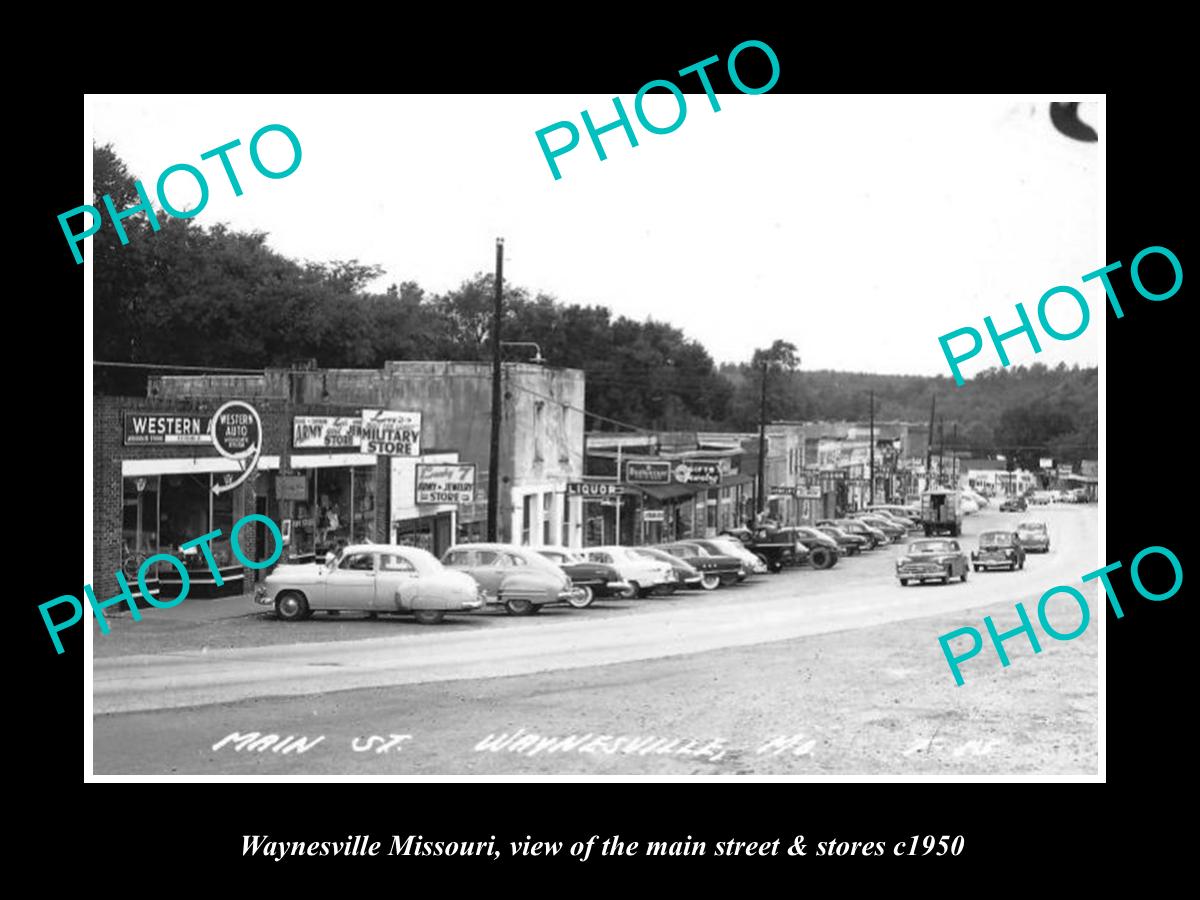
[500,341,545,364]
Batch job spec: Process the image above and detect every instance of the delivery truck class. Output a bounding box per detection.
[921,488,962,537]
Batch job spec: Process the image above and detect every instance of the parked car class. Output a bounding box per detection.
[850,513,907,542]
[864,507,920,530]
[999,496,1028,512]
[256,543,485,624]
[961,496,980,516]
[690,537,767,577]
[815,524,868,556]
[536,547,632,607]
[920,489,962,537]
[584,545,677,597]
[656,542,743,588]
[719,526,805,572]
[633,546,706,590]
[818,518,886,550]
[971,531,1026,572]
[441,543,585,615]
[779,527,839,569]
[896,538,970,586]
[1016,521,1051,553]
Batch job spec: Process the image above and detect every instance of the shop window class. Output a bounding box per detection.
[210,474,235,566]
[317,466,352,557]
[121,476,160,577]
[522,495,534,545]
[561,497,571,546]
[351,466,377,542]
[542,493,553,545]
[159,473,210,556]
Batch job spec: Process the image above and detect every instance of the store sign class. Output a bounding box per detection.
[624,460,671,484]
[770,485,799,496]
[293,416,362,448]
[673,461,721,485]
[361,409,421,455]
[415,463,476,504]
[123,412,210,446]
[567,481,626,497]
[1057,464,1074,478]
[642,509,665,522]
[1039,457,1054,469]
[211,401,263,495]
[276,473,307,501]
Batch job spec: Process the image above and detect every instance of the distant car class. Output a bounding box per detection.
[256,543,485,624]
[815,524,868,556]
[999,497,1027,512]
[441,543,585,615]
[896,538,970,586]
[1028,491,1054,506]
[971,531,1026,572]
[633,546,706,590]
[851,513,907,542]
[961,496,980,516]
[718,527,804,572]
[819,518,886,550]
[1015,521,1051,553]
[585,546,677,597]
[864,508,920,530]
[690,537,767,577]
[656,542,743,588]
[537,547,632,607]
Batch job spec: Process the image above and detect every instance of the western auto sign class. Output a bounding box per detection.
[673,461,721,485]
[124,412,210,445]
[416,463,476,504]
[568,481,627,497]
[293,416,362,448]
[624,460,671,484]
[210,401,263,495]
[362,409,421,455]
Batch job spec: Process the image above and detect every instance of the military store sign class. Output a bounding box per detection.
[624,460,671,484]
[672,461,721,485]
[124,412,210,445]
[293,415,362,448]
[567,481,627,497]
[361,409,422,455]
[416,463,476,504]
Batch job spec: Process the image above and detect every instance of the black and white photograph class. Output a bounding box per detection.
[80,90,1104,779]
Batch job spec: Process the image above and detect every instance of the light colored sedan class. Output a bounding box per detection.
[584,545,677,597]
[441,543,587,615]
[255,543,485,624]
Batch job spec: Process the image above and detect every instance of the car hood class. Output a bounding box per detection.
[265,562,325,581]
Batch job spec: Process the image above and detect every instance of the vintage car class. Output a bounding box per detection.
[440,543,586,615]
[850,513,907,542]
[536,546,632,607]
[656,542,743,588]
[896,538,970,585]
[255,543,485,624]
[584,545,677,597]
[632,546,706,590]
[819,518,887,550]
[1016,520,1051,553]
[690,537,768,576]
[999,496,1028,512]
[778,527,838,569]
[815,524,868,556]
[971,531,1026,572]
[718,526,806,572]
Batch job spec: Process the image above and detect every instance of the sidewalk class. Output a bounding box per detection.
[105,586,264,626]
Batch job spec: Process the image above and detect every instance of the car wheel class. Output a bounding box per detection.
[939,570,949,585]
[899,578,909,586]
[1009,563,1016,572]
[628,580,646,599]
[413,609,446,625]
[755,553,770,569]
[566,586,594,609]
[275,591,310,622]
[1019,559,1025,570]
[973,565,980,573]
[504,597,536,616]
[700,574,721,591]
[810,548,833,569]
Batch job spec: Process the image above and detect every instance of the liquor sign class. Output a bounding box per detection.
[415,463,476,504]
[624,459,671,484]
[642,509,665,522]
[361,409,422,455]
[567,481,626,497]
[673,461,721,485]
[293,416,362,449]
[124,412,210,446]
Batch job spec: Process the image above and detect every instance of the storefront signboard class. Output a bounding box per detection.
[211,401,263,495]
[124,412,210,445]
[276,473,308,501]
[361,409,422,455]
[673,461,721,485]
[415,463,476,504]
[624,460,671,484]
[642,509,665,522]
[567,481,626,497]
[293,416,362,448]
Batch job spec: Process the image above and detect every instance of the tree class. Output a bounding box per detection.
[751,340,800,516]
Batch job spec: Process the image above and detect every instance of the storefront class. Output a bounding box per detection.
[280,455,380,562]
[391,453,464,557]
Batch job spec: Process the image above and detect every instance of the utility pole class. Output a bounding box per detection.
[487,237,504,542]
[925,394,936,491]
[937,417,945,487]
[951,422,958,486]
[868,389,875,505]
[756,360,768,521]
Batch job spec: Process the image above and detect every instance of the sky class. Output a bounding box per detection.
[87,94,1100,376]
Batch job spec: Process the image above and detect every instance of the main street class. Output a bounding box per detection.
[93,506,1099,774]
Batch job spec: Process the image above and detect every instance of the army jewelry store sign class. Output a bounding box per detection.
[416,464,476,504]
[294,410,421,455]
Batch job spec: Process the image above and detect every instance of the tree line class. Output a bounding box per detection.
[92,144,1097,467]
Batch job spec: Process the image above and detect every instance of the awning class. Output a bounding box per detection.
[632,483,700,502]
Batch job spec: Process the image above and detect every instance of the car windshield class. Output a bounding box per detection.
[1018,523,1047,533]
[910,541,956,553]
[980,532,1013,546]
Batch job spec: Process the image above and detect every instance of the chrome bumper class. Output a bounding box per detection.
[254,587,272,606]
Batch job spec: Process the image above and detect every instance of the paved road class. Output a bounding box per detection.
[94,507,1098,716]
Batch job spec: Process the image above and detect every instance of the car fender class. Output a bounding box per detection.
[500,572,559,604]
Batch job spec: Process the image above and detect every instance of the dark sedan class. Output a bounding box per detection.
[537,547,632,607]
[896,538,970,586]
[779,528,839,569]
[971,531,1026,572]
[816,524,868,556]
[852,513,907,542]
[999,497,1028,512]
[656,542,743,588]
[819,519,887,550]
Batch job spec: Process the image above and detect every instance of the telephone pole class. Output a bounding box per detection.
[756,360,768,521]
[868,389,875,505]
[487,237,504,542]
[925,394,936,491]
[937,417,945,487]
